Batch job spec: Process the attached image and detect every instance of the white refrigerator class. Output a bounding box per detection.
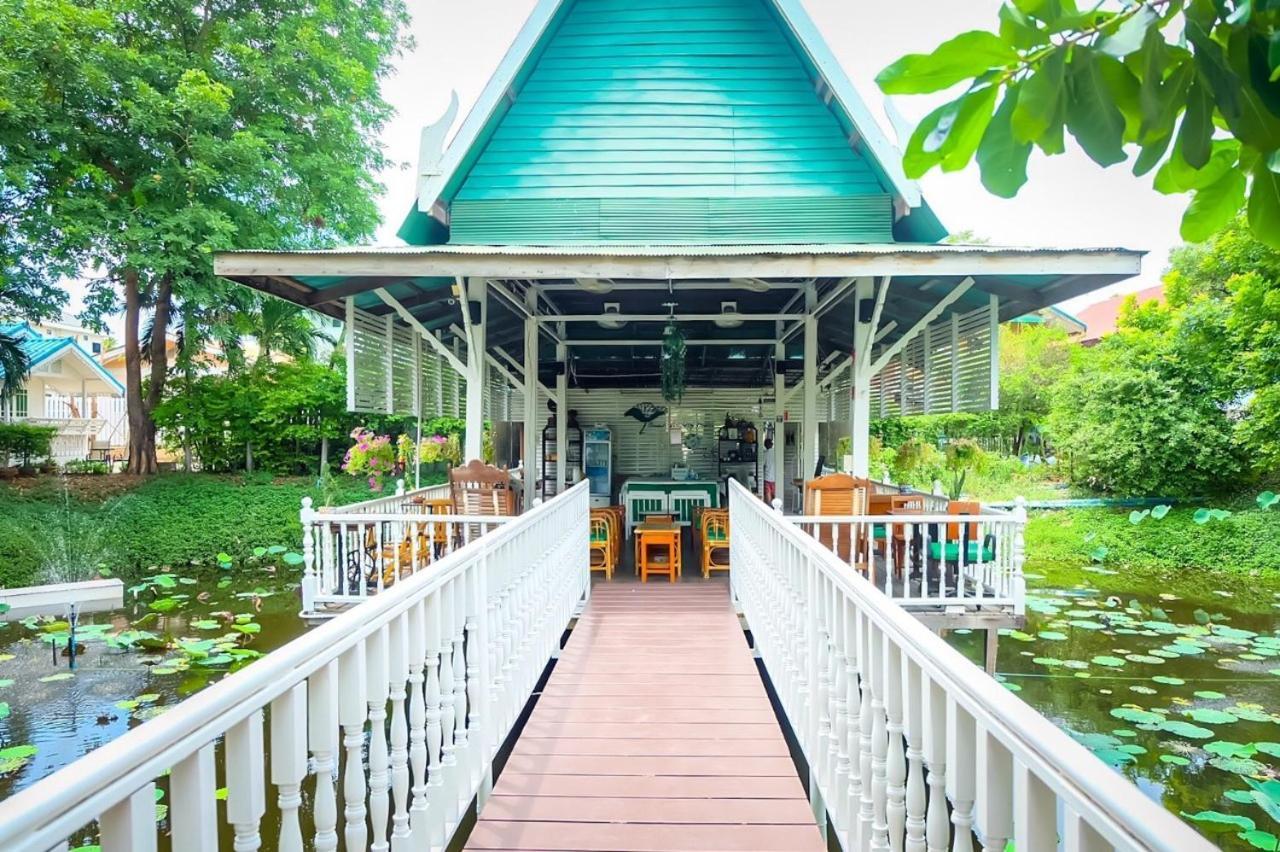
[584,427,611,508]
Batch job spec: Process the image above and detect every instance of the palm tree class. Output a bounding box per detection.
[247,297,333,365]
[0,331,29,402]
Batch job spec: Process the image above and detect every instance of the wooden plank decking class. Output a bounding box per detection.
[466,579,825,852]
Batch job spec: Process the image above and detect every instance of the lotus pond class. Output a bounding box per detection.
[2,543,1280,848]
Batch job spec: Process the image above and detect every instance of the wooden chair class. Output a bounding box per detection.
[701,513,730,578]
[888,494,926,577]
[927,500,993,566]
[589,515,613,580]
[450,459,517,516]
[803,473,868,565]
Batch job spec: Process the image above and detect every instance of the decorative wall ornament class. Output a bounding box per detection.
[623,402,666,434]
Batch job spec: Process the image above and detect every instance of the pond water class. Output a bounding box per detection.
[1,551,1280,849]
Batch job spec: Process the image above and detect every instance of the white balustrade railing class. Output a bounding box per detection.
[0,480,590,852]
[728,479,1214,852]
[302,480,520,614]
[785,500,1027,614]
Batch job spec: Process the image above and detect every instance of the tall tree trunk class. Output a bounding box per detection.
[320,435,330,474]
[124,270,171,475]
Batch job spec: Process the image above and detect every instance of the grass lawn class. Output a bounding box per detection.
[0,472,399,588]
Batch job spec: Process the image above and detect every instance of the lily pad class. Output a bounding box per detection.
[1238,830,1280,851]
[1111,707,1163,725]
[1259,491,1280,510]
[1151,504,1171,519]
[1206,742,1257,758]
[1193,508,1213,525]
[1153,676,1186,685]
[1196,690,1228,699]
[1210,757,1269,776]
[38,672,73,683]
[1181,810,1256,831]
[1187,708,1240,725]
[1160,754,1191,766]
[1091,655,1126,668]
[0,744,37,773]
[1128,509,1149,525]
[1037,631,1068,641]
[1161,720,1215,739]
[282,552,304,566]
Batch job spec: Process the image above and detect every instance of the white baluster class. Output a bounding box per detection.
[1062,808,1109,852]
[308,660,339,851]
[453,579,470,802]
[947,697,976,852]
[977,727,1012,852]
[845,595,862,849]
[923,676,950,852]
[858,611,876,849]
[389,611,412,849]
[1013,762,1056,852]
[226,710,266,852]
[465,559,487,798]
[367,625,391,852]
[438,580,458,820]
[831,588,851,833]
[885,640,906,851]
[339,643,368,852]
[170,744,217,852]
[903,660,927,852]
[101,783,157,852]
[270,684,307,852]
[407,599,430,836]
[424,588,445,845]
[870,626,890,852]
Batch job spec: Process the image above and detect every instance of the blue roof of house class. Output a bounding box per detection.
[0,322,125,393]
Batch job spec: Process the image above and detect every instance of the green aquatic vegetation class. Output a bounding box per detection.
[0,745,37,774]
[1037,631,1068,640]
[1258,492,1279,511]
[1154,676,1186,685]
[1151,504,1172,520]
[1246,779,1280,826]
[1161,754,1192,765]
[1210,757,1270,776]
[1091,655,1126,668]
[1125,654,1165,665]
[1196,690,1228,699]
[1206,742,1258,758]
[1187,708,1240,725]
[1182,810,1256,831]
[1238,830,1279,851]
[1111,707,1163,724]
[1160,720,1215,739]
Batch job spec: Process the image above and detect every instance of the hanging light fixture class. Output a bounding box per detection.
[597,302,626,330]
[714,301,744,329]
[576,278,615,294]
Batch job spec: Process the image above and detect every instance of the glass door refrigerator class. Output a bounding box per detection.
[584,427,612,508]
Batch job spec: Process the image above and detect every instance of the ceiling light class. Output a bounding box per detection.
[597,302,627,330]
[714,302,743,329]
[738,278,770,293]
[577,278,615,295]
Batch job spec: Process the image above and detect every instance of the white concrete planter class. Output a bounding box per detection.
[0,578,124,619]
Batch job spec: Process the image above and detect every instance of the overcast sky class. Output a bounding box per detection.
[69,0,1187,330]
[372,0,1185,314]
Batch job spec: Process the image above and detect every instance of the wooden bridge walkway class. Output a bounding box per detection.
[466,580,825,851]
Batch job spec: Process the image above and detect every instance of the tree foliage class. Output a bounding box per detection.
[999,323,1072,453]
[877,0,1280,248]
[1048,297,1245,495]
[0,0,408,472]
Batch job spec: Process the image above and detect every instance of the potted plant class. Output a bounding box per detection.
[342,427,396,491]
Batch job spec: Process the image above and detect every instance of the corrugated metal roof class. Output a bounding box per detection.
[0,322,125,392]
[221,242,1142,257]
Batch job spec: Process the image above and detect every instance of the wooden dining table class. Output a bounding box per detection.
[634,518,681,582]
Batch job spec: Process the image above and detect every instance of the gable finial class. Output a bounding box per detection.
[417,90,460,209]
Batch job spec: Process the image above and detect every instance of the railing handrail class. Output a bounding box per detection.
[0,481,590,850]
[784,512,1020,525]
[312,511,514,525]
[318,480,451,514]
[729,480,1213,851]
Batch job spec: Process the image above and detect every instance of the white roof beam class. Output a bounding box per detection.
[374,287,468,376]
[871,277,974,376]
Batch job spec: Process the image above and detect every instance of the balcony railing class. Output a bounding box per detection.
[0,481,590,852]
[301,479,518,616]
[728,479,1214,852]
[785,499,1026,614]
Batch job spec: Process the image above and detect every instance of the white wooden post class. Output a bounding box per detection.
[555,340,567,494]
[802,282,818,486]
[464,278,487,462]
[774,320,786,507]
[850,278,876,478]
[989,293,1000,409]
[101,783,157,852]
[523,291,538,492]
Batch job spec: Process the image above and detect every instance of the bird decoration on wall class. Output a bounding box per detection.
[624,403,666,434]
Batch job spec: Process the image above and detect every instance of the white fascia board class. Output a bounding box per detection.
[215,248,1143,282]
[415,0,566,215]
[769,0,922,209]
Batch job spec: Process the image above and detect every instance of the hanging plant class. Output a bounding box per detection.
[660,321,686,403]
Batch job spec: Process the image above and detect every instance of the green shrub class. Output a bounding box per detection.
[0,423,56,466]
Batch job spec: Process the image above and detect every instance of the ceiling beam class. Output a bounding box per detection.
[374,288,468,376]
[871,277,975,375]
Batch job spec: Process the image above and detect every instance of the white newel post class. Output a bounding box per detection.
[465,277,487,463]
[300,497,316,615]
[802,282,818,486]
[1012,496,1028,616]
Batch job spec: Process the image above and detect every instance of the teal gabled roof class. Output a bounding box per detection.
[0,322,125,393]
[399,0,945,247]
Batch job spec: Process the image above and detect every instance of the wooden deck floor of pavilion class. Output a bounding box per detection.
[464,578,826,852]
